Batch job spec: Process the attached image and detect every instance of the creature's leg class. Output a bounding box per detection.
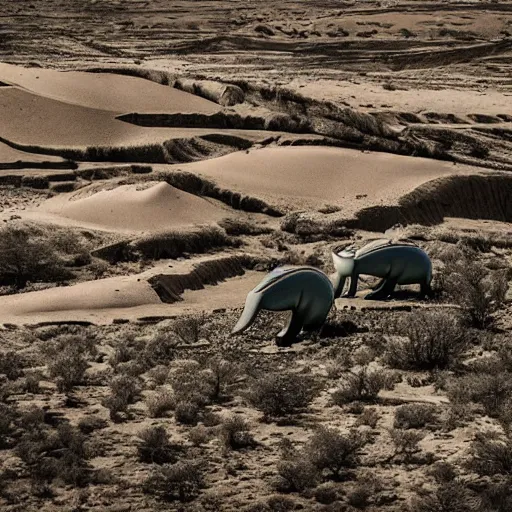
[364,277,398,300]
[276,310,304,347]
[343,273,359,298]
[420,280,434,299]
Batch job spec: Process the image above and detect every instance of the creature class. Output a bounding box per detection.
[331,239,433,300]
[231,266,334,347]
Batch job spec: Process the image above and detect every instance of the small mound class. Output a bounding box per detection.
[0,63,220,114]
[182,146,473,213]
[39,182,231,232]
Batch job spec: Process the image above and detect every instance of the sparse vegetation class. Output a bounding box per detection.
[143,460,205,502]
[247,372,319,420]
[331,365,396,405]
[384,311,470,370]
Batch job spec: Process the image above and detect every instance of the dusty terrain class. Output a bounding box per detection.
[0,1,511,511]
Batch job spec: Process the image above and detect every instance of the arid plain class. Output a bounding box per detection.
[0,1,511,511]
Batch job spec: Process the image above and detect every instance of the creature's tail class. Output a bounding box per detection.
[231,293,261,335]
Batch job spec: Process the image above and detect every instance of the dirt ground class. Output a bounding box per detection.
[0,1,511,511]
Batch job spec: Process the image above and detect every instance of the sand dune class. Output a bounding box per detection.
[0,258,263,325]
[0,63,220,114]
[38,182,231,232]
[0,87,280,152]
[181,146,472,213]
[0,140,65,165]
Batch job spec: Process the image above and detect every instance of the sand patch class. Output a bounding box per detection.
[0,62,220,114]
[0,258,263,326]
[181,146,471,213]
[37,182,231,233]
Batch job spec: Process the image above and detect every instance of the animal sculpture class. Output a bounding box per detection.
[231,266,334,346]
[331,239,433,300]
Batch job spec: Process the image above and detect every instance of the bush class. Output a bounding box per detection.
[247,373,319,419]
[331,366,395,405]
[78,416,108,435]
[314,483,339,504]
[0,403,18,449]
[469,432,512,476]
[102,375,141,420]
[171,314,204,345]
[145,390,175,418]
[0,351,24,381]
[17,423,95,488]
[44,334,96,392]
[188,425,211,446]
[306,427,367,479]
[384,311,470,370]
[137,426,180,464]
[143,330,178,367]
[0,224,72,288]
[170,360,215,405]
[275,457,320,492]
[442,258,508,328]
[355,407,380,428]
[394,404,437,429]
[446,371,512,418]
[143,460,205,502]
[410,482,480,512]
[390,428,425,462]
[175,401,199,425]
[218,416,255,450]
[207,357,241,400]
[347,485,371,509]
[218,218,272,236]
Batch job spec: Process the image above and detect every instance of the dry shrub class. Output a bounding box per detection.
[147,365,169,386]
[17,423,97,488]
[206,357,241,400]
[130,226,240,261]
[137,426,181,464]
[175,401,199,425]
[43,334,96,393]
[188,425,211,446]
[218,416,255,450]
[169,360,215,405]
[102,375,141,421]
[218,218,272,236]
[275,457,320,492]
[410,482,480,512]
[78,416,107,435]
[469,432,512,476]
[247,372,319,420]
[171,314,204,344]
[441,255,508,328]
[0,351,24,381]
[142,460,205,502]
[384,311,470,370]
[145,390,175,418]
[394,403,437,429]
[307,427,367,480]
[446,370,512,419]
[390,428,425,462]
[331,366,396,405]
[0,223,73,289]
[355,407,380,428]
[143,330,179,367]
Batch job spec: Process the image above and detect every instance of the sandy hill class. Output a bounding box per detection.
[0,63,220,114]
[37,181,232,232]
[180,146,474,213]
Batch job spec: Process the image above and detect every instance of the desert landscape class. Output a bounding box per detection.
[0,0,511,510]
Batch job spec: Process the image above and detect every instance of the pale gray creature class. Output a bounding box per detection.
[231,266,334,347]
[331,239,433,300]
